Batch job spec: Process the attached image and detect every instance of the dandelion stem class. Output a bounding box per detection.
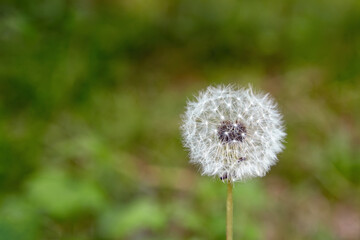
[226,181,233,240]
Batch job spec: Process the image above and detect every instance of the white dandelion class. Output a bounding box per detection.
[181,85,286,182]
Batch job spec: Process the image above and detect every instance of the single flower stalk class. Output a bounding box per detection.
[181,85,286,239]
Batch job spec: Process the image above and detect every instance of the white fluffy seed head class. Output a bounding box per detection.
[181,85,286,182]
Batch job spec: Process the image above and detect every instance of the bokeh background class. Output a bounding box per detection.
[1,0,360,239]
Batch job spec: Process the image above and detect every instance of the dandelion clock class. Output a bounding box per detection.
[181,85,286,240]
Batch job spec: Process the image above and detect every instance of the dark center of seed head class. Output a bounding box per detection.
[217,120,247,143]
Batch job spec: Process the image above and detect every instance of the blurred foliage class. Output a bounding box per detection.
[0,0,360,239]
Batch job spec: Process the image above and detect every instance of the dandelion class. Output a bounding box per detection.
[181,84,285,182]
[180,85,286,239]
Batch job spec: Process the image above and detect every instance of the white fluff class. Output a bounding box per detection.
[181,85,286,182]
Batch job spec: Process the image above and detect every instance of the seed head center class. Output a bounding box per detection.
[217,120,246,143]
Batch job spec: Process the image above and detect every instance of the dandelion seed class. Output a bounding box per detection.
[181,85,286,182]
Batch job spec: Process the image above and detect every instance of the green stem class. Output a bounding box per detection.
[227,182,233,240]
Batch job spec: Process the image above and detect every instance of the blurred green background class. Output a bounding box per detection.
[1,0,360,239]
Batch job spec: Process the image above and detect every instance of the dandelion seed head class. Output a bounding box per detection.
[181,85,286,182]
